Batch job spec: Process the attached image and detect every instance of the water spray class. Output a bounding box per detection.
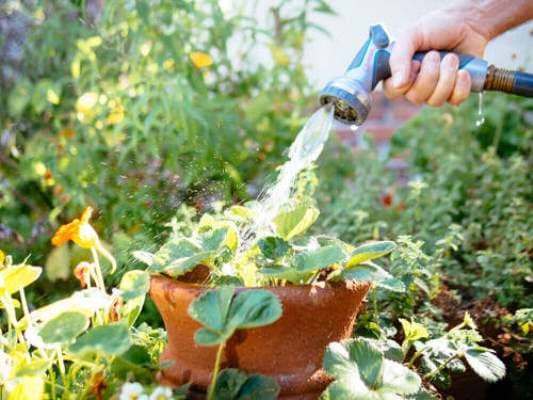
[320,24,533,125]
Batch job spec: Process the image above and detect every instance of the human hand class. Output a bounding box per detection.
[383,8,490,106]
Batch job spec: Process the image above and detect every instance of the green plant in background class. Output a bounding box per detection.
[0,0,333,269]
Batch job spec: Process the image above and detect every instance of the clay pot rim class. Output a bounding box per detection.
[150,273,370,292]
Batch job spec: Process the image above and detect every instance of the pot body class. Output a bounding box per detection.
[150,275,370,399]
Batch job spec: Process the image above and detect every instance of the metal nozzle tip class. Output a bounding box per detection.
[319,78,371,125]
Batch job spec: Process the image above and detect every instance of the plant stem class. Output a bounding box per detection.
[407,344,429,368]
[207,341,226,400]
[423,353,459,381]
[91,247,106,292]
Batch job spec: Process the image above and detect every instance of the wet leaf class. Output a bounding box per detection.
[273,205,319,240]
[258,237,290,260]
[295,244,346,272]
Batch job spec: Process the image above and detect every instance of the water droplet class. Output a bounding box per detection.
[350,124,359,132]
[475,92,485,127]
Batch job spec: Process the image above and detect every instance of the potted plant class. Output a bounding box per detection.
[136,176,402,399]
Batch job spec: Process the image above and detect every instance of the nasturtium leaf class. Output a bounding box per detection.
[188,288,282,347]
[119,270,149,301]
[295,245,346,272]
[346,241,396,267]
[341,263,405,292]
[0,264,42,295]
[69,323,131,356]
[39,311,89,345]
[258,237,290,260]
[227,290,282,330]
[273,205,319,240]
[119,270,149,326]
[399,319,429,342]
[13,360,51,378]
[464,349,506,382]
[188,287,235,335]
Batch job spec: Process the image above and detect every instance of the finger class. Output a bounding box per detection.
[448,70,472,105]
[405,51,441,104]
[389,27,424,91]
[383,60,421,98]
[427,53,459,107]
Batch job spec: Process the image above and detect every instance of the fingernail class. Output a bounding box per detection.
[444,53,459,69]
[427,51,440,62]
[393,70,407,88]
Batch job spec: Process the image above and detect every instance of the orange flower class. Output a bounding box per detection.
[52,207,99,249]
[73,261,91,288]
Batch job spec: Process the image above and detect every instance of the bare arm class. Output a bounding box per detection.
[383,0,533,107]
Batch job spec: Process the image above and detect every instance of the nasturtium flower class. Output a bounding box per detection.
[190,51,213,69]
[52,207,99,249]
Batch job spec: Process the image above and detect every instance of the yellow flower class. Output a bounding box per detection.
[52,207,99,249]
[0,250,5,266]
[106,104,125,125]
[190,51,213,69]
[76,92,98,120]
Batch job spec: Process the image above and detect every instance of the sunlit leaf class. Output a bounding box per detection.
[273,205,319,240]
[341,263,404,292]
[399,319,429,342]
[295,244,346,272]
[346,241,396,267]
[0,264,42,295]
[464,349,505,382]
[7,376,44,400]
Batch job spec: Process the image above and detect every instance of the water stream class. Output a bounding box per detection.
[475,92,485,127]
[240,105,334,248]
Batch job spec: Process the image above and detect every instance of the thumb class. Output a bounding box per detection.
[390,27,423,90]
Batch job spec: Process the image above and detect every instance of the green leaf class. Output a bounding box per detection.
[237,374,279,399]
[39,311,89,345]
[399,319,429,342]
[341,263,405,292]
[346,241,396,267]
[464,349,506,382]
[295,244,346,272]
[213,369,280,400]
[149,238,202,274]
[164,252,213,277]
[45,245,71,282]
[213,369,248,400]
[200,228,228,252]
[381,360,421,395]
[69,323,131,356]
[228,290,283,330]
[0,264,42,295]
[119,270,149,301]
[188,288,282,347]
[273,205,319,240]
[259,266,307,283]
[258,237,290,260]
[188,287,234,336]
[323,339,421,399]
[119,270,149,326]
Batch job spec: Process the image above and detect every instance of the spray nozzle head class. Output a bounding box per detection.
[319,77,371,125]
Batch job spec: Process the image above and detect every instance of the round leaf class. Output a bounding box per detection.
[39,311,89,345]
[1,264,42,295]
[69,323,131,356]
[228,289,283,330]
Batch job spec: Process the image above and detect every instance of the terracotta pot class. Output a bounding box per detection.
[150,275,371,399]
